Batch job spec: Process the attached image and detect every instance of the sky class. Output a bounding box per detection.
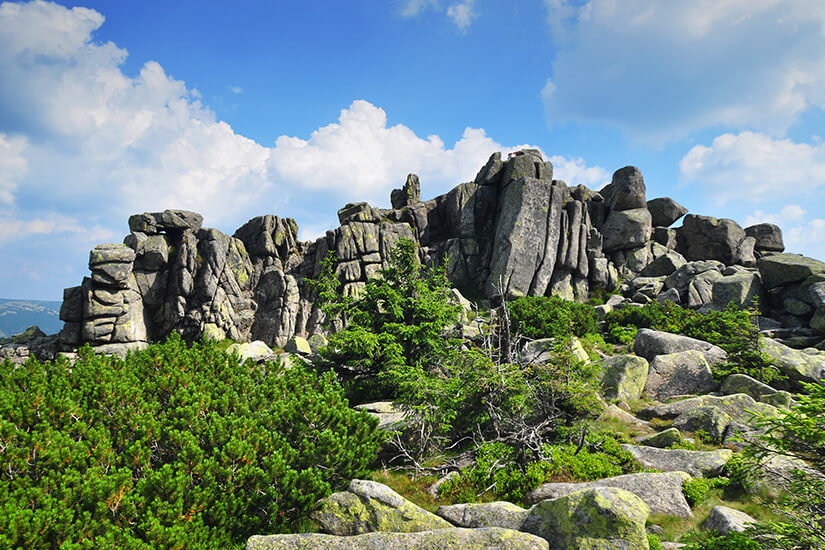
[1,0,825,300]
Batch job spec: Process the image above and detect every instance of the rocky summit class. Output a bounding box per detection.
[45,149,822,354]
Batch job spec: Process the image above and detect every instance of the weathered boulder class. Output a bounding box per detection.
[672,406,733,441]
[338,202,381,224]
[227,341,274,363]
[745,223,784,253]
[524,472,692,518]
[640,252,686,277]
[634,328,727,366]
[620,445,732,478]
[391,174,421,209]
[246,528,549,550]
[637,427,683,449]
[354,402,406,430]
[705,506,756,535]
[638,394,777,424]
[711,271,762,308]
[602,209,653,253]
[600,355,649,401]
[647,198,688,228]
[598,404,650,430]
[604,166,647,211]
[720,374,778,401]
[521,487,650,550]
[644,350,718,401]
[311,480,451,536]
[758,253,825,289]
[677,215,746,265]
[760,336,825,388]
[89,243,136,288]
[284,336,311,354]
[436,502,528,530]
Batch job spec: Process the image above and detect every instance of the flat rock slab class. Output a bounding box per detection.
[246,527,549,550]
[758,253,825,289]
[644,350,718,401]
[621,445,732,478]
[638,394,777,422]
[524,471,693,518]
[634,328,726,366]
[760,336,825,388]
[437,501,528,530]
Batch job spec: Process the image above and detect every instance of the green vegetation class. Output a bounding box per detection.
[0,334,382,549]
[508,295,599,340]
[683,477,731,507]
[605,301,776,383]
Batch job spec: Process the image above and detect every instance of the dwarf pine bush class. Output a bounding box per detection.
[0,334,382,549]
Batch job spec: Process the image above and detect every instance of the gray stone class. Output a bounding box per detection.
[760,336,825,388]
[745,223,784,252]
[227,341,274,363]
[672,406,733,441]
[520,487,650,550]
[620,445,732,478]
[720,374,777,401]
[600,355,650,401]
[640,252,687,277]
[524,472,692,518]
[307,333,328,353]
[644,350,718,401]
[705,506,756,535]
[637,428,683,449]
[338,202,381,224]
[677,215,746,265]
[634,328,727,367]
[391,174,421,209]
[602,208,653,253]
[647,198,688,228]
[436,502,528,530]
[311,479,451,536]
[606,166,647,211]
[758,254,825,289]
[284,336,311,354]
[598,404,650,430]
[638,394,776,424]
[711,271,762,308]
[653,227,678,249]
[246,528,549,550]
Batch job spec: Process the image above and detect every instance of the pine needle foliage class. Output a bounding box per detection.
[0,334,382,549]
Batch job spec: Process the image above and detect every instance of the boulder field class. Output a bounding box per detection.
[41,149,825,355]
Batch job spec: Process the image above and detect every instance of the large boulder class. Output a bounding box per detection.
[600,355,650,401]
[758,253,825,289]
[644,350,718,401]
[524,472,692,518]
[705,506,756,535]
[636,427,683,448]
[638,394,777,423]
[227,341,274,363]
[604,166,647,211]
[602,209,653,253]
[620,445,732,478]
[521,487,650,550]
[311,480,451,536]
[246,528,549,550]
[711,272,762,308]
[672,406,734,441]
[634,328,726,366]
[760,336,825,388]
[677,215,746,265]
[436,502,528,531]
[720,374,779,401]
[745,223,784,253]
[647,198,688,228]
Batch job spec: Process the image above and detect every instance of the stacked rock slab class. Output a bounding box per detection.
[56,150,825,351]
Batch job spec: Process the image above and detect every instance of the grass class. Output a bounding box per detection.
[368,469,444,513]
[649,486,782,543]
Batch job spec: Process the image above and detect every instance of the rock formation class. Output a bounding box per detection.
[53,149,824,353]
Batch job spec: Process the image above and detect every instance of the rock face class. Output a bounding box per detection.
[311,479,451,536]
[247,528,550,550]
[53,150,825,352]
[520,487,651,550]
[523,472,693,518]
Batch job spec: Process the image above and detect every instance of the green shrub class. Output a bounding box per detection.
[0,334,382,549]
[682,531,762,550]
[648,533,664,550]
[509,295,599,340]
[682,477,730,507]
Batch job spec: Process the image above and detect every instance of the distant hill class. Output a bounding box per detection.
[0,299,62,338]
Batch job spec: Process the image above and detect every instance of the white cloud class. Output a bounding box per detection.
[680,131,825,204]
[548,155,610,189]
[0,133,27,204]
[447,0,476,31]
[400,0,438,17]
[0,212,114,243]
[229,86,243,94]
[542,0,825,143]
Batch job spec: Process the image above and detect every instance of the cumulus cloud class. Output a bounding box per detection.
[0,133,27,204]
[679,131,825,204]
[447,0,476,32]
[542,0,825,143]
[548,155,610,189]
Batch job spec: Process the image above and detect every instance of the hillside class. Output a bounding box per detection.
[0,298,62,338]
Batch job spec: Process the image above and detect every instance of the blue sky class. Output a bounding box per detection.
[1,0,824,300]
